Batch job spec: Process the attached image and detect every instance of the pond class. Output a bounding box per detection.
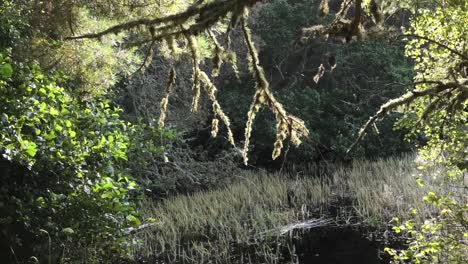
[295,226,392,264]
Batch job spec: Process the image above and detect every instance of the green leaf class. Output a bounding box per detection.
[50,107,59,116]
[126,215,141,227]
[416,178,424,187]
[102,182,113,190]
[65,120,72,128]
[101,192,113,199]
[21,140,37,157]
[39,102,47,112]
[35,196,46,207]
[0,63,13,79]
[44,131,56,140]
[147,217,157,223]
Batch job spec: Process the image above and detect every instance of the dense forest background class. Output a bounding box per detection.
[0,0,466,263]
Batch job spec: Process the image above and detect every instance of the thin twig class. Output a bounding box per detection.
[133,39,156,74]
[402,34,468,61]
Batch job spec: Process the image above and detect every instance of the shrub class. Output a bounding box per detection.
[0,55,159,262]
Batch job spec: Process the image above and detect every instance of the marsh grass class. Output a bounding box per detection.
[133,154,437,263]
[333,155,437,222]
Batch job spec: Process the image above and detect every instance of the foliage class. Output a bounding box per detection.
[2,0,206,97]
[363,1,468,263]
[252,0,318,61]
[128,135,243,198]
[218,0,413,165]
[1,0,465,263]
[0,1,28,52]
[1,1,140,96]
[0,55,157,262]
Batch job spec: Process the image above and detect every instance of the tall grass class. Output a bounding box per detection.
[135,173,331,263]
[133,154,436,263]
[333,155,435,221]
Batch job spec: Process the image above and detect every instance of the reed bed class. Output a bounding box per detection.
[333,155,435,222]
[133,154,436,263]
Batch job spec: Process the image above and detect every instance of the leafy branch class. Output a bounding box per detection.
[402,34,468,61]
[347,80,466,153]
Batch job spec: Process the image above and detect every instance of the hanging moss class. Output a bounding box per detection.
[186,34,202,112]
[240,9,309,164]
[158,67,176,127]
[66,0,308,164]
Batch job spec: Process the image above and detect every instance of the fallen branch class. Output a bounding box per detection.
[279,218,334,235]
[255,218,334,239]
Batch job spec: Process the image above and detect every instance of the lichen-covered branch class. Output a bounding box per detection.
[347,81,464,153]
[241,9,309,164]
[65,0,307,165]
[209,30,224,77]
[65,0,236,40]
[198,71,236,146]
[302,0,386,43]
[158,67,176,127]
[185,34,202,112]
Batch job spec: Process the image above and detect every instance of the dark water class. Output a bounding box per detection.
[135,225,401,264]
[295,226,392,264]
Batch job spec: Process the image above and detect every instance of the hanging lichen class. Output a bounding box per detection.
[185,30,236,147]
[67,0,308,165]
[158,66,176,127]
[199,71,236,147]
[241,8,309,164]
[211,118,219,138]
[319,0,329,17]
[209,30,224,77]
[302,0,367,43]
[209,30,239,78]
[186,34,202,112]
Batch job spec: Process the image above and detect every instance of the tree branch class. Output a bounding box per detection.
[64,0,263,42]
[403,34,468,61]
[64,0,237,40]
[346,81,462,153]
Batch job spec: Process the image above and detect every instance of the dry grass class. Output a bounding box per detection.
[333,155,435,222]
[135,172,331,263]
[132,154,436,263]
